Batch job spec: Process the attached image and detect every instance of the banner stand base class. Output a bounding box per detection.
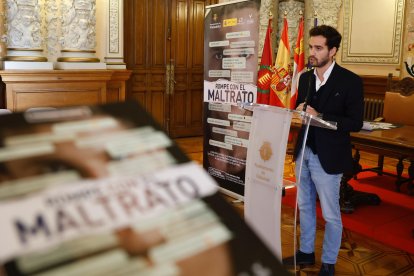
[219,187,244,203]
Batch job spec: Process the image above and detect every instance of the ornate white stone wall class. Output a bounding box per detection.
[258,0,277,59]
[277,0,304,55]
[272,0,341,60]
[0,0,7,67]
[311,0,342,28]
[1,0,125,68]
[300,0,341,59]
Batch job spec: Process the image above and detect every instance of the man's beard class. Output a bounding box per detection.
[310,55,330,68]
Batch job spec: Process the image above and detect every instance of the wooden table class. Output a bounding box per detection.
[351,125,414,194]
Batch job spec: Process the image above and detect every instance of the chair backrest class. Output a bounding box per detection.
[387,75,414,94]
[383,90,414,126]
[383,76,414,126]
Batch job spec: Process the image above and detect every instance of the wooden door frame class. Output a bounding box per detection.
[167,0,218,138]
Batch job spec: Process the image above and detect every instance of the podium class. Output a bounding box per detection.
[243,104,337,260]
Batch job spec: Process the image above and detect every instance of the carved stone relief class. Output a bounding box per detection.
[2,0,125,66]
[44,0,59,58]
[60,0,96,50]
[109,0,119,53]
[6,0,42,49]
[0,0,7,64]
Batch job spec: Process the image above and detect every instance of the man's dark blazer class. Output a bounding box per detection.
[294,63,364,174]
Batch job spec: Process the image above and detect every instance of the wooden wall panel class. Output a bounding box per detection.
[361,75,389,99]
[173,90,187,127]
[125,0,168,129]
[175,1,188,67]
[186,1,205,133]
[168,0,207,137]
[191,72,203,88]
[190,87,203,125]
[131,2,147,67]
[192,1,205,67]
[107,70,131,103]
[14,86,103,111]
[0,70,130,112]
[131,73,147,90]
[360,75,389,120]
[150,72,166,88]
[0,80,5,108]
[129,92,146,109]
[150,90,166,125]
[152,0,168,67]
[107,83,122,103]
[125,0,216,137]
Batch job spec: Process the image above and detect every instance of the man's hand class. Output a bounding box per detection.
[296,103,319,116]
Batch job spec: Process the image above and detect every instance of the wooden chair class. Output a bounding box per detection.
[382,92,414,124]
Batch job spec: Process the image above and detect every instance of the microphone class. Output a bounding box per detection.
[302,58,314,112]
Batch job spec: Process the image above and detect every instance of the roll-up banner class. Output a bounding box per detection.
[203,0,260,198]
[244,106,292,259]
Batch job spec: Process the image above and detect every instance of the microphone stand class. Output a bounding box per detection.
[302,64,314,112]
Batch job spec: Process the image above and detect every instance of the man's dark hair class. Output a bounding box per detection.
[309,25,342,50]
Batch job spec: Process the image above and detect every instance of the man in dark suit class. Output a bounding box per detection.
[284,25,364,276]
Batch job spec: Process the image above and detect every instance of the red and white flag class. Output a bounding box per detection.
[290,16,305,109]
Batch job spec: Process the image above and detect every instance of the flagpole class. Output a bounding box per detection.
[290,11,304,110]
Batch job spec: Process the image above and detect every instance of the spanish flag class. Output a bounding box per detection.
[290,16,305,109]
[270,18,291,107]
[257,18,273,104]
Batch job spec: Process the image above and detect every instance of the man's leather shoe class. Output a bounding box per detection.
[282,250,315,266]
[319,263,335,276]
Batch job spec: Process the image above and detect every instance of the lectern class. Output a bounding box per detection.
[243,104,337,261]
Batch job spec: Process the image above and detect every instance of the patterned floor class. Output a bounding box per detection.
[280,204,414,275]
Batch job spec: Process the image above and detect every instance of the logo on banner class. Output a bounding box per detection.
[247,14,254,24]
[210,14,221,29]
[223,18,237,27]
[259,141,273,161]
